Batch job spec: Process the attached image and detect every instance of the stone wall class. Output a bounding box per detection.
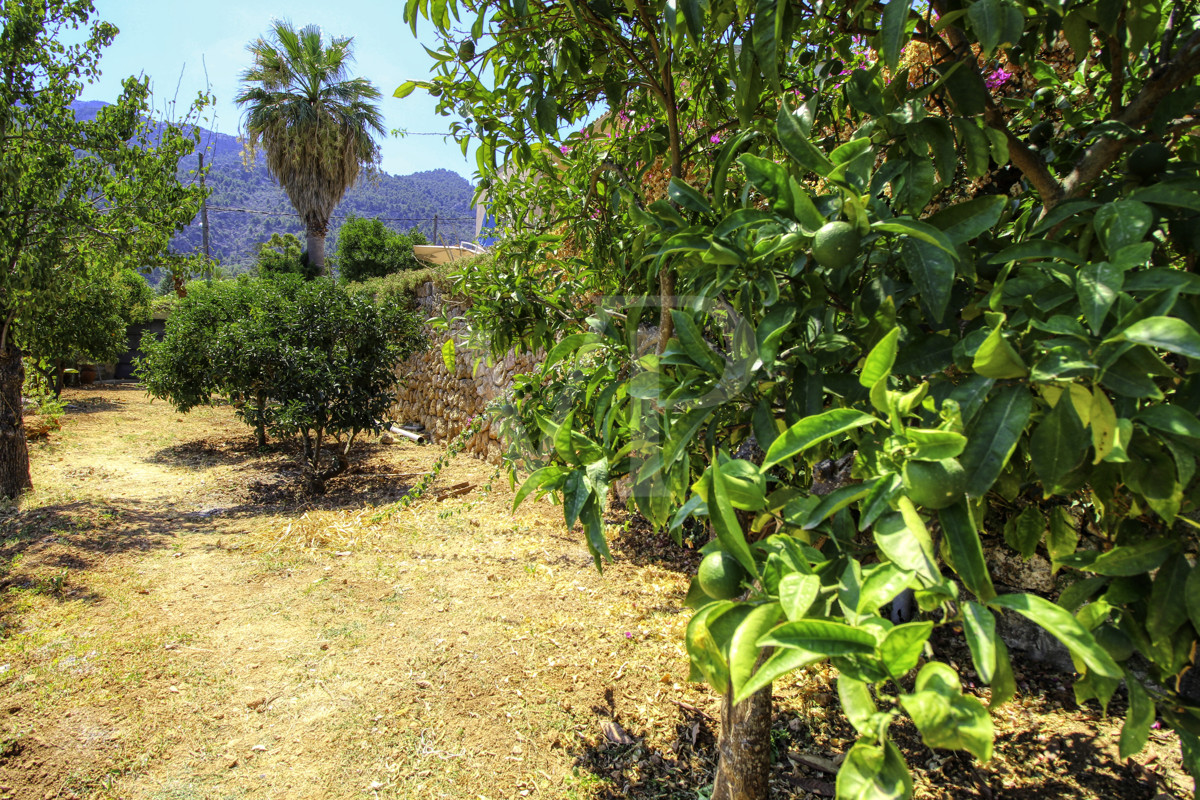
[391,282,539,462]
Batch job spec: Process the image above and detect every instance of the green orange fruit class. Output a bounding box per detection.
[1127,142,1169,178]
[698,551,747,600]
[457,39,476,61]
[1030,121,1053,145]
[902,458,967,509]
[811,221,862,269]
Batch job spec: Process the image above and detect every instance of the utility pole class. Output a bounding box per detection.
[433,213,439,245]
[199,151,212,283]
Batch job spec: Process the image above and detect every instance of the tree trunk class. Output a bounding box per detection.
[254,392,267,449]
[0,345,33,500]
[712,679,774,800]
[306,232,326,276]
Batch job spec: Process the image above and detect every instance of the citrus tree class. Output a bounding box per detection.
[408,0,1200,796]
[139,276,427,491]
[334,215,428,282]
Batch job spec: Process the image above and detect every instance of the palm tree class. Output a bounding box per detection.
[236,21,385,273]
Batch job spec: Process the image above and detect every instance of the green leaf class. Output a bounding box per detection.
[858,563,914,615]
[960,385,1032,497]
[989,638,1016,708]
[905,428,968,460]
[962,601,998,683]
[989,593,1123,678]
[838,676,878,734]
[671,310,725,374]
[872,219,957,254]
[1119,677,1155,760]
[762,409,880,468]
[562,469,591,529]
[709,464,758,578]
[988,240,1082,266]
[968,0,1004,56]
[757,618,878,655]
[394,81,419,98]
[729,603,782,702]
[751,0,782,90]
[441,338,456,372]
[1089,537,1174,576]
[686,603,731,692]
[939,501,996,601]
[1186,565,1200,635]
[1077,261,1124,335]
[1147,554,1190,643]
[1129,183,1200,213]
[875,504,940,587]
[860,327,902,388]
[779,572,821,620]
[1136,404,1200,439]
[1046,506,1078,573]
[1062,10,1091,60]
[738,646,825,701]
[512,465,566,510]
[901,662,994,761]
[972,324,1028,379]
[901,238,956,322]
[535,95,558,134]
[667,178,712,215]
[880,0,910,72]
[739,153,794,215]
[1115,316,1200,358]
[756,305,797,365]
[776,103,835,177]
[836,740,914,800]
[880,621,933,676]
[1029,394,1088,494]
[1003,505,1045,559]
[544,332,602,370]
[926,195,1007,245]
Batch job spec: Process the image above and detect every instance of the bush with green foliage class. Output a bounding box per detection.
[335,214,428,283]
[138,276,427,491]
[18,268,154,396]
[255,233,320,280]
[407,0,1200,796]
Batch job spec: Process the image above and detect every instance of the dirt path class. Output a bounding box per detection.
[0,386,1190,800]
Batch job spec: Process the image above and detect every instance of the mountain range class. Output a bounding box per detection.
[72,101,479,275]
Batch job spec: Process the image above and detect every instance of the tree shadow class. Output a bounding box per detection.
[0,498,207,626]
[568,703,720,800]
[604,510,702,577]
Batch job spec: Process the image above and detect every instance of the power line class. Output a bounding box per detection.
[204,206,476,223]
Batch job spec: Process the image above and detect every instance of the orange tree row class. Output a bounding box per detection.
[402,0,1200,797]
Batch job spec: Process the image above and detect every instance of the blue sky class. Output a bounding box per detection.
[87,0,477,179]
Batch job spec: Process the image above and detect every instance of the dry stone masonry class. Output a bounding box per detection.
[392,282,539,463]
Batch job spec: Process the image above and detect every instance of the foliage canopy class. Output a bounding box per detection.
[406,0,1200,795]
[137,276,427,492]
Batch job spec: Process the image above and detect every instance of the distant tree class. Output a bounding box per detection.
[255,233,319,280]
[335,215,428,283]
[0,0,207,498]
[138,276,427,490]
[20,269,154,397]
[138,276,278,448]
[235,21,386,274]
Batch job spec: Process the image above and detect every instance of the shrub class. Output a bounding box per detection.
[137,276,427,491]
[335,215,428,283]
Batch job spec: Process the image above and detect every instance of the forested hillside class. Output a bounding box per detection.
[72,101,477,273]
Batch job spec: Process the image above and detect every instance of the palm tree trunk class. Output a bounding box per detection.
[306,232,326,276]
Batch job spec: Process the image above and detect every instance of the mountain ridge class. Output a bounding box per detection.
[73,100,478,273]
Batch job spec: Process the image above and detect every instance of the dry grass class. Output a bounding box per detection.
[0,385,1191,800]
